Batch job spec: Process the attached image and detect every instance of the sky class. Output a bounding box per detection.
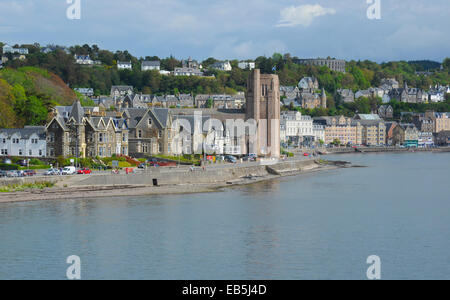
[0,0,449,62]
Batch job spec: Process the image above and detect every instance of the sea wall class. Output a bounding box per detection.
[0,176,71,187]
[71,159,320,187]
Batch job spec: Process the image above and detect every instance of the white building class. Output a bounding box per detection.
[141,61,160,71]
[281,111,313,145]
[0,126,47,157]
[174,67,204,76]
[238,61,255,70]
[428,91,445,103]
[74,55,94,65]
[313,125,325,144]
[418,132,434,147]
[210,61,232,71]
[2,44,29,55]
[117,61,132,70]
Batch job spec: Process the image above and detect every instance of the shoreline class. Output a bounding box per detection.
[0,162,343,204]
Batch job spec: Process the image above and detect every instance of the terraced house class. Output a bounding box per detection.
[0,126,46,157]
[46,101,129,158]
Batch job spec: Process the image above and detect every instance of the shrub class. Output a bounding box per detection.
[0,163,20,170]
[29,158,45,165]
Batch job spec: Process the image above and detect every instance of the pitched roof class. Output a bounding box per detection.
[142,61,160,67]
[125,108,148,128]
[0,126,46,139]
[69,101,84,123]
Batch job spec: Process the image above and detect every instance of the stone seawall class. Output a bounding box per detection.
[71,159,320,187]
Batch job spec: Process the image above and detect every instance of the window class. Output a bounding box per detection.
[148,118,152,126]
[158,143,163,153]
[99,133,103,142]
[1,149,8,155]
[19,149,23,156]
[1,138,5,144]
[138,130,142,138]
[29,150,32,156]
[39,150,43,156]
[158,130,162,138]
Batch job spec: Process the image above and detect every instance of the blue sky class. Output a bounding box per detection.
[0,0,449,62]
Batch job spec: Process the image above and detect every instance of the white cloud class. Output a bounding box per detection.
[276,4,336,27]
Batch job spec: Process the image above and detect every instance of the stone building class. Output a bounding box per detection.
[389,82,428,103]
[246,69,280,157]
[298,77,319,90]
[427,112,450,133]
[336,89,355,103]
[434,131,450,146]
[299,88,327,109]
[46,101,129,158]
[110,86,133,99]
[378,105,394,119]
[124,108,173,157]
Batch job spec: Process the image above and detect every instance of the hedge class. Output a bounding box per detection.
[0,163,20,170]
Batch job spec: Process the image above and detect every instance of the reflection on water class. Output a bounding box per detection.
[0,152,450,279]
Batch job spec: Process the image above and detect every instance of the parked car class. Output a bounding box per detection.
[62,166,77,175]
[44,168,60,176]
[0,170,7,177]
[243,154,257,162]
[225,155,237,163]
[138,163,147,169]
[77,168,92,175]
[6,171,18,177]
[24,170,37,176]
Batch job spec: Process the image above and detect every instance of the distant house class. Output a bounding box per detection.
[210,61,232,71]
[336,89,355,103]
[238,61,255,70]
[110,86,134,98]
[355,89,372,99]
[389,82,428,103]
[74,88,94,97]
[2,44,29,55]
[298,77,319,90]
[117,61,132,70]
[174,67,204,76]
[141,61,160,71]
[380,78,399,90]
[378,105,394,119]
[159,70,171,76]
[428,90,445,103]
[41,45,71,54]
[178,94,194,107]
[0,126,46,157]
[280,86,300,99]
[74,54,94,65]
